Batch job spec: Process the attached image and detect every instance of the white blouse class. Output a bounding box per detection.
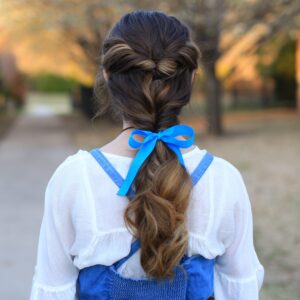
[30,145,264,300]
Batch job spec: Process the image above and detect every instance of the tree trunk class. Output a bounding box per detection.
[296,32,300,112]
[202,60,223,135]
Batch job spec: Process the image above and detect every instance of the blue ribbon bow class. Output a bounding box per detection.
[117,124,195,196]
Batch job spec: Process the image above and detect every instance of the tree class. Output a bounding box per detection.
[174,0,300,135]
[176,0,224,134]
[1,0,122,81]
[2,0,300,133]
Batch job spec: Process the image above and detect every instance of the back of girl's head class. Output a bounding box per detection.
[95,10,200,279]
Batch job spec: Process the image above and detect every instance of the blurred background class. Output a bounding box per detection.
[0,0,299,299]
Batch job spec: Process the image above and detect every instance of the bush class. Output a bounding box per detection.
[29,73,79,93]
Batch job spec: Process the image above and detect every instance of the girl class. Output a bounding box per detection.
[30,10,264,300]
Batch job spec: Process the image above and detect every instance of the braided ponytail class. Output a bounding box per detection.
[96,10,200,279]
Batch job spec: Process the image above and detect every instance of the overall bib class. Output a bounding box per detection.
[77,148,215,300]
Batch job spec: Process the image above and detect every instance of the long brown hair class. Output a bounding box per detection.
[94,10,200,279]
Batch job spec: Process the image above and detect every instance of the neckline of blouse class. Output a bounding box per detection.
[99,145,202,162]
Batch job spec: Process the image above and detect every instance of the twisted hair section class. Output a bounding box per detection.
[95,10,200,279]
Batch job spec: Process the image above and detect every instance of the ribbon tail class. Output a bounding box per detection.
[166,144,185,167]
[117,140,157,196]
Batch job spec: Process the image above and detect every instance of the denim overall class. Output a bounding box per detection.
[76,148,215,300]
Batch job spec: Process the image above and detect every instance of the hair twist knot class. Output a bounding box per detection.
[156,58,177,76]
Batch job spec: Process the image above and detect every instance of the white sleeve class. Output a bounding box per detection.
[214,168,264,300]
[30,159,79,300]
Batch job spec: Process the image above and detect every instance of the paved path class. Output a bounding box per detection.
[0,95,76,299]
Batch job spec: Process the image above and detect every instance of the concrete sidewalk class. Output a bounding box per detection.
[0,107,77,299]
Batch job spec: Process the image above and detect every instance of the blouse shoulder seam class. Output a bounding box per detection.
[95,228,129,236]
[75,228,133,263]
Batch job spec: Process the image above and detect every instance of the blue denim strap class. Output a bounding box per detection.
[90,148,213,192]
[89,148,214,263]
[190,151,214,186]
[113,239,141,270]
[89,148,136,197]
